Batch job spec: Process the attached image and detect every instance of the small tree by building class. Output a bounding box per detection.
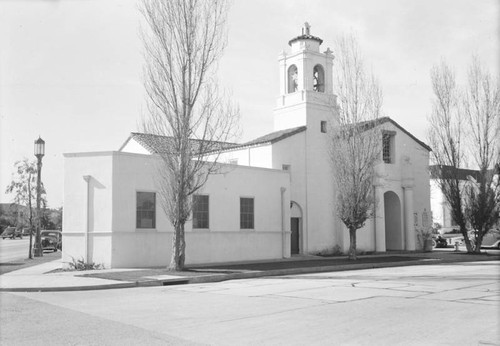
[140,0,239,270]
[5,159,47,258]
[329,34,383,260]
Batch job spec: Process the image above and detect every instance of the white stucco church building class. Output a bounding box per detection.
[63,24,432,268]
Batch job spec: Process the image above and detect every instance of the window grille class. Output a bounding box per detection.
[240,197,254,229]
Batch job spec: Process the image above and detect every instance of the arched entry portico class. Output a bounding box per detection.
[290,201,303,255]
[384,191,403,250]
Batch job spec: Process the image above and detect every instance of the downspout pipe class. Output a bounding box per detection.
[281,187,286,258]
[83,175,91,263]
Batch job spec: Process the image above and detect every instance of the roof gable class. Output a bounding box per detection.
[355,117,432,152]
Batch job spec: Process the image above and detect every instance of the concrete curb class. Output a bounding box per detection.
[0,282,137,293]
[1,255,498,293]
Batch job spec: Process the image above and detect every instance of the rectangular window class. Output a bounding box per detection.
[136,192,156,229]
[193,195,209,229]
[382,133,395,163]
[320,121,327,133]
[240,197,254,229]
[282,164,291,171]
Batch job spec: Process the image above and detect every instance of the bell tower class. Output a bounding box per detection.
[274,23,337,132]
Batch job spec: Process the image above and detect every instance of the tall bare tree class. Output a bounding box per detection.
[5,159,46,259]
[428,58,499,253]
[462,57,500,251]
[140,0,239,270]
[427,61,472,250]
[330,34,383,260]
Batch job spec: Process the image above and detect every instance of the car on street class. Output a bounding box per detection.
[481,230,500,249]
[40,230,62,252]
[22,227,34,236]
[1,227,23,239]
[481,240,500,249]
[432,235,448,248]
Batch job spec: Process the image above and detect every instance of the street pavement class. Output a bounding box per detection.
[0,238,30,263]
[1,250,499,292]
[1,261,499,345]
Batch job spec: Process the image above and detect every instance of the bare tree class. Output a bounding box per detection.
[330,34,383,260]
[427,61,472,250]
[428,58,500,253]
[140,0,239,270]
[5,159,46,259]
[462,57,500,251]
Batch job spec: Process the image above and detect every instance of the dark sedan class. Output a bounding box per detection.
[40,231,62,252]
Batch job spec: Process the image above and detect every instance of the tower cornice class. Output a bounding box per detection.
[288,22,323,46]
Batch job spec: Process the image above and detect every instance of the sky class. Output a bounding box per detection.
[0,0,498,208]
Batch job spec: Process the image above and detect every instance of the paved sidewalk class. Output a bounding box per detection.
[0,259,139,291]
[1,251,499,292]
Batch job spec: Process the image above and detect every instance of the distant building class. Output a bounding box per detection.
[63,24,431,268]
[430,165,498,233]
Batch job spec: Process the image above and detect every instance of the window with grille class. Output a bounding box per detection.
[382,133,395,163]
[136,192,156,229]
[240,197,254,229]
[193,195,209,229]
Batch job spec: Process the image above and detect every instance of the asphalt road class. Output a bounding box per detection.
[1,261,498,345]
[0,238,30,263]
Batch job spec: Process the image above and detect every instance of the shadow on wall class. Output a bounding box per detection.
[83,175,105,233]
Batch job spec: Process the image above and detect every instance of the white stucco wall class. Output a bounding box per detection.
[63,151,290,268]
[63,152,115,266]
[211,145,273,168]
[119,137,151,155]
[303,103,337,254]
[370,122,431,251]
[296,120,431,255]
[271,131,309,252]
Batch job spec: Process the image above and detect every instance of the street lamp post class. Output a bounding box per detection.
[34,136,45,257]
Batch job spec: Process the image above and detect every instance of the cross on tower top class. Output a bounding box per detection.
[303,22,310,35]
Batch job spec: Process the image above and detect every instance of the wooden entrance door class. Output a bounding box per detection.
[291,217,300,254]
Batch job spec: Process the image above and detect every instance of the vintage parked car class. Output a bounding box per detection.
[481,230,500,249]
[40,230,62,252]
[432,235,448,248]
[1,227,23,239]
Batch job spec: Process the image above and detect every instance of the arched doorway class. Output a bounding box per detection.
[384,191,403,250]
[290,201,303,255]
